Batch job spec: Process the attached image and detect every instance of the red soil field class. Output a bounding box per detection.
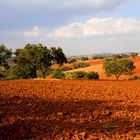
[0,79,140,139]
[67,56,140,80]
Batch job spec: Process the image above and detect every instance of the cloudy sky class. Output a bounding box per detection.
[0,0,140,55]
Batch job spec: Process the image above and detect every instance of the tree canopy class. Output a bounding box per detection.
[13,44,67,78]
[103,58,135,80]
[50,47,67,66]
[0,44,12,79]
[0,44,12,69]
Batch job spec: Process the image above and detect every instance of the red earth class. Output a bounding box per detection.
[66,56,140,80]
[0,79,140,139]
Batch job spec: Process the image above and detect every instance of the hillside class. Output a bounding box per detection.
[66,56,140,80]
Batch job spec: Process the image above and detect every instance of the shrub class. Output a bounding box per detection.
[65,72,74,79]
[45,68,55,75]
[56,66,72,72]
[112,54,129,59]
[52,71,65,79]
[129,53,138,58]
[0,67,8,79]
[45,67,72,78]
[11,64,38,79]
[86,71,99,79]
[72,71,87,79]
[129,76,140,80]
[92,56,104,59]
[67,58,77,63]
[73,62,90,69]
[81,56,88,61]
[4,75,18,80]
[65,71,99,80]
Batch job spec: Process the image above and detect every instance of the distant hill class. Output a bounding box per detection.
[65,56,140,80]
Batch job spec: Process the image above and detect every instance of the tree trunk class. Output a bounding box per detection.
[116,75,120,80]
[32,69,37,78]
[32,66,37,78]
[42,72,46,78]
[41,68,49,78]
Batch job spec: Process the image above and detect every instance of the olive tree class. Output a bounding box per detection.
[0,44,12,79]
[103,58,135,80]
[50,47,67,66]
[0,44,12,69]
[13,44,67,78]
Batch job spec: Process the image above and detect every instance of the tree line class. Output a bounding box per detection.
[0,43,67,79]
[0,43,136,80]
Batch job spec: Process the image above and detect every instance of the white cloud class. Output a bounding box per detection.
[1,17,140,55]
[24,26,41,37]
[51,17,140,38]
[53,23,83,38]
[16,17,140,40]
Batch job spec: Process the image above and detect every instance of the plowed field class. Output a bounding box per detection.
[0,80,140,139]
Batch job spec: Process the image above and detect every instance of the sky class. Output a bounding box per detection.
[0,0,140,55]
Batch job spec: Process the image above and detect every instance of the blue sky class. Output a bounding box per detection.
[0,0,140,55]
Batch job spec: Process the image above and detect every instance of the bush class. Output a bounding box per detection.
[0,67,8,79]
[52,71,65,79]
[45,68,55,75]
[129,76,140,80]
[45,67,72,78]
[112,54,129,59]
[92,56,104,59]
[129,53,138,58]
[86,71,99,79]
[11,64,37,79]
[56,66,73,72]
[72,71,87,79]
[73,63,90,69]
[65,72,74,79]
[67,58,77,63]
[4,75,19,80]
[81,57,88,61]
[65,71,99,79]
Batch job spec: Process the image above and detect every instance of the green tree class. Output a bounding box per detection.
[0,44,12,69]
[12,63,36,79]
[37,45,52,78]
[14,44,52,78]
[0,44,12,79]
[50,47,67,66]
[103,58,135,80]
[13,44,66,78]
